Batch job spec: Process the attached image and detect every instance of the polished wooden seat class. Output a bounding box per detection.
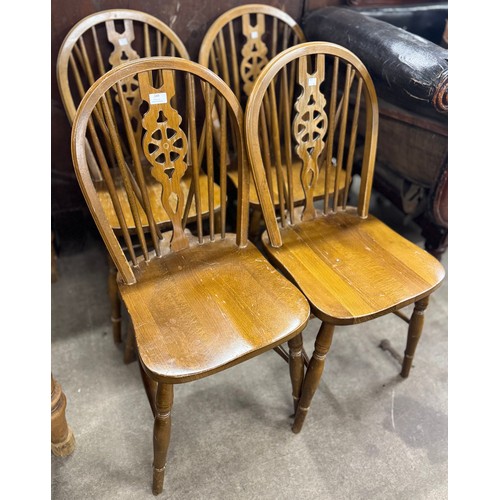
[263,210,443,323]
[199,4,346,237]
[245,42,446,433]
[121,233,307,381]
[71,56,310,495]
[57,9,221,347]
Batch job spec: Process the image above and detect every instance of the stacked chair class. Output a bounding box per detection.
[59,4,445,495]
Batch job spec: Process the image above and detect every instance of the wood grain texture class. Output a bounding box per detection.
[291,321,334,433]
[287,332,305,413]
[401,296,429,378]
[262,209,445,324]
[139,69,190,251]
[107,254,122,343]
[57,10,213,236]
[199,4,305,80]
[120,233,310,383]
[241,12,269,95]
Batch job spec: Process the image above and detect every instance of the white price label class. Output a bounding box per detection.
[149,92,167,104]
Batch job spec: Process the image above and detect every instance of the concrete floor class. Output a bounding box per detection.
[51,194,448,499]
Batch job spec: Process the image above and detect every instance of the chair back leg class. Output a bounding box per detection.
[401,296,429,378]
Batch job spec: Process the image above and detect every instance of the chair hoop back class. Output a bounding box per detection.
[57,9,190,125]
[244,41,379,247]
[199,4,306,107]
[71,57,247,285]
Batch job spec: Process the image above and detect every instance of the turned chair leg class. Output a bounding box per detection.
[288,333,304,414]
[152,383,174,496]
[107,255,122,345]
[51,373,76,457]
[401,296,430,378]
[292,322,335,434]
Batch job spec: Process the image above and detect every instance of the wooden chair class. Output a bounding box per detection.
[199,4,347,238]
[57,9,222,348]
[71,56,310,495]
[245,42,446,434]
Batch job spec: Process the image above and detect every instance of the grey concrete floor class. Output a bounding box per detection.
[51,194,448,499]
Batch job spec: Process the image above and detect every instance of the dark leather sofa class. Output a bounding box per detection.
[302,3,448,259]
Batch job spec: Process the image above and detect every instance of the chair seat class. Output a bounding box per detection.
[119,234,310,383]
[261,208,445,324]
[97,173,222,232]
[228,159,347,206]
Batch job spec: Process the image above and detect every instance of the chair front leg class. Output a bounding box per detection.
[401,296,430,378]
[292,322,335,434]
[288,332,304,414]
[152,383,174,496]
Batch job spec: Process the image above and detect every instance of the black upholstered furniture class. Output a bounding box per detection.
[302,3,448,258]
